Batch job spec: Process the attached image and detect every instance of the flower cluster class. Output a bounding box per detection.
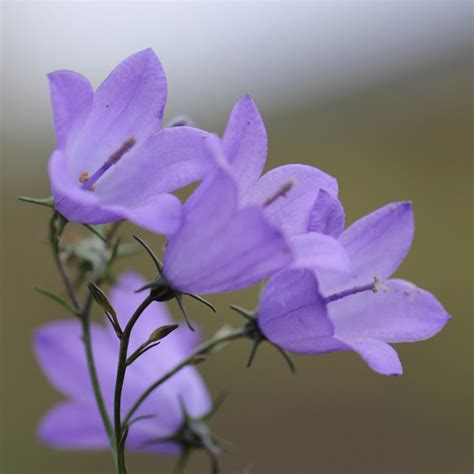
[30,49,450,473]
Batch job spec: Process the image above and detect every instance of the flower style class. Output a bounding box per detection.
[159,136,351,298]
[34,272,212,454]
[257,200,450,375]
[48,49,213,234]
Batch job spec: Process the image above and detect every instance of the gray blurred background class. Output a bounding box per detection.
[1,2,472,473]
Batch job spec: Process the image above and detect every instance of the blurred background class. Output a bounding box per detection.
[1,2,472,473]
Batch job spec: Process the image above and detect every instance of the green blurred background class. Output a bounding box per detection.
[1,2,472,473]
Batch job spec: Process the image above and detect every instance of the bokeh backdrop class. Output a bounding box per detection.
[1,2,472,473]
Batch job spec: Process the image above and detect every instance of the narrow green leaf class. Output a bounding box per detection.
[34,287,81,317]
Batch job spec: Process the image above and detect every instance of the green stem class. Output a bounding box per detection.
[48,214,117,465]
[123,326,249,427]
[114,294,156,474]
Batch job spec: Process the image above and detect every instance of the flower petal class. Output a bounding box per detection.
[68,48,167,177]
[258,269,344,354]
[103,193,182,235]
[96,126,213,209]
[289,232,352,275]
[307,189,345,238]
[49,150,120,224]
[243,164,339,237]
[33,320,116,403]
[317,202,414,295]
[38,401,109,450]
[338,338,403,376]
[222,94,267,192]
[165,205,292,295]
[339,201,414,282]
[47,71,93,149]
[330,279,451,343]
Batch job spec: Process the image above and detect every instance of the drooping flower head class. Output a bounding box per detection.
[157,135,351,302]
[257,198,450,375]
[34,272,212,454]
[48,49,213,234]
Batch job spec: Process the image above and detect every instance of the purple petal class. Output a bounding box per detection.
[47,71,93,149]
[258,269,344,354]
[317,202,414,295]
[330,279,451,343]
[243,164,339,237]
[338,338,403,376]
[49,150,120,224]
[38,401,109,450]
[289,232,352,275]
[222,94,267,192]
[96,126,213,211]
[165,205,292,294]
[103,193,182,235]
[307,189,345,238]
[339,201,414,282]
[68,48,167,178]
[33,320,117,403]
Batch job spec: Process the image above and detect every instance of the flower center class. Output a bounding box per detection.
[263,178,296,207]
[325,275,387,303]
[80,136,136,191]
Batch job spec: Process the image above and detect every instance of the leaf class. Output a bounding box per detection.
[34,287,81,317]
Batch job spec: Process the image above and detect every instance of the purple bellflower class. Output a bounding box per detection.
[156,137,351,304]
[48,49,213,234]
[257,198,450,375]
[34,272,213,454]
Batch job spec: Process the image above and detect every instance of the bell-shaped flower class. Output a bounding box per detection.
[34,272,212,454]
[159,137,351,298]
[257,200,450,375]
[221,94,339,238]
[48,49,213,234]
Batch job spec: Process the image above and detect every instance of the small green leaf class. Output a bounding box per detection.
[34,286,81,317]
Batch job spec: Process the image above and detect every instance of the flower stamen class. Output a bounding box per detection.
[81,137,136,191]
[325,275,387,303]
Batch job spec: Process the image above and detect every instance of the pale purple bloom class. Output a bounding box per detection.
[48,49,213,234]
[222,94,339,238]
[258,201,450,376]
[34,272,211,453]
[161,137,351,296]
[160,98,351,296]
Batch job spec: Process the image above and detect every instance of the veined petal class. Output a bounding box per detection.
[222,94,267,192]
[96,127,214,208]
[49,150,120,224]
[103,193,182,235]
[258,269,344,354]
[289,232,352,275]
[68,48,168,177]
[338,338,403,376]
[47,71,93,149]
[38,401,109,450]
[339,201,414,282]
[243,164,339,237]
[317,202,414,295]
[308,189,345,238]
[330,279,451,343]
[165,205,292,295]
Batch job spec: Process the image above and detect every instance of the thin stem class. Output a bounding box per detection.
[114,294,156,474]
[48,213,116,464]
[123,326,249,427]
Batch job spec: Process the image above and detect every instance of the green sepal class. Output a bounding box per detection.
[18,195,54,208]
